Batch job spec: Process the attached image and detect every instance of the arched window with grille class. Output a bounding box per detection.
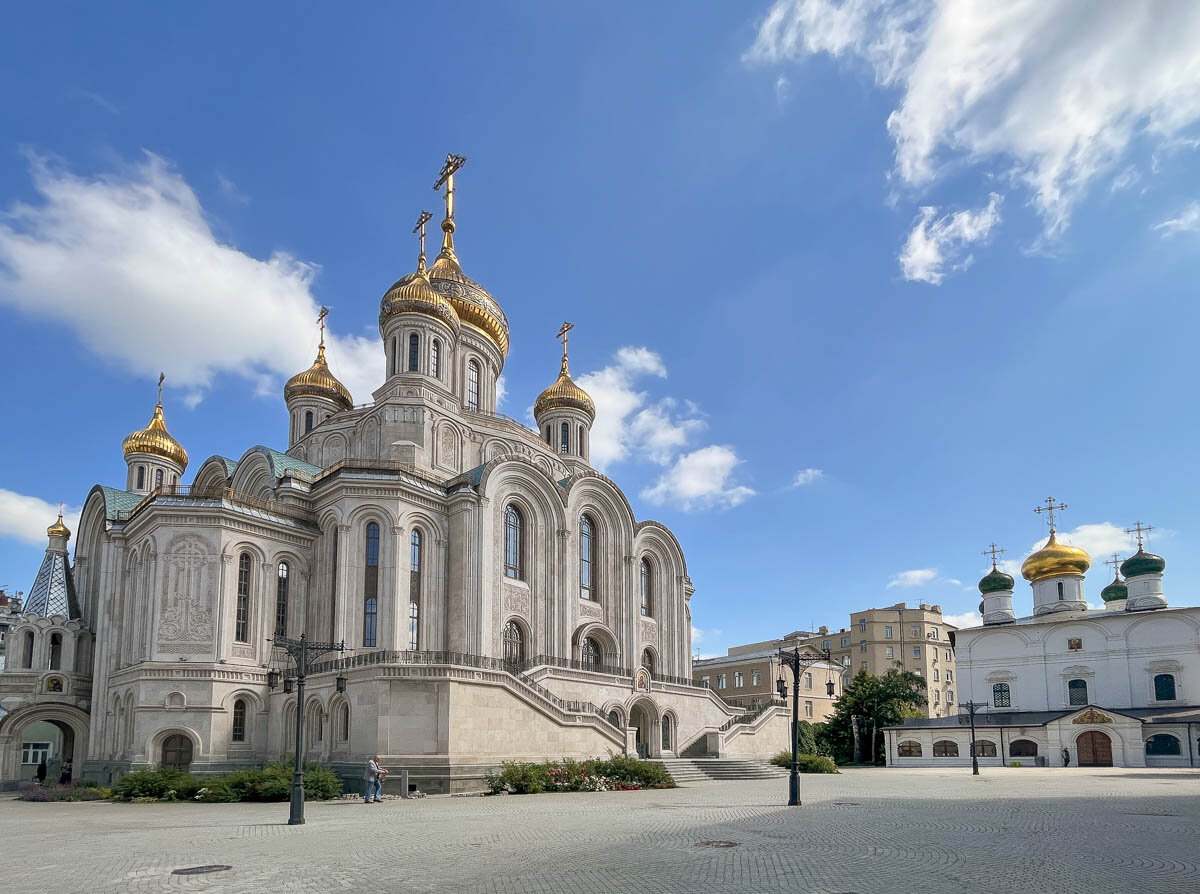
[579,514,595,600]
[275,562,289,635]
[232,698,247,743]
[992,682,1011,707]
[560,422,569,453]
[971,740,997,757]
[363,522,379,647]
[504,505,523,579]
[640,557,652,617]
[136,465,145,489]
[408,333,420,372]
[661,714,672,751]
[409,529,422,650]
[1145,734,1181,755]
[898,740,922,757]
[235,553,251,643]
[1154,673,1177,701]
[466,360,480,410]
[1067,678,1088,706]
[304,411,314,434]
[581,636,600,669]
[155,468,164,489]
[503,620,524,667]
[933,740,959,757]
[431,339,440,378]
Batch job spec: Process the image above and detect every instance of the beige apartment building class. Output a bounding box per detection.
[691,646,843,723]
[699,602,958,719]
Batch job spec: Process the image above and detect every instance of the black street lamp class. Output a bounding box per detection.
[272,633,345,825]
[775,646,833,806]
[958,700,988,775]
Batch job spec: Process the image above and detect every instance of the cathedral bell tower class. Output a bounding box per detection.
[122,374,188,493]
[534,321,595,465]
[284,308,354,447]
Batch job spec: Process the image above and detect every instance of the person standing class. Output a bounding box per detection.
[59,759,73,785]
[363,755,385,803]
[1061,747,1071,767]
[36,759,47,785]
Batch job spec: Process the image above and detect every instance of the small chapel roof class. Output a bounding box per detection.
[23,521,81,619]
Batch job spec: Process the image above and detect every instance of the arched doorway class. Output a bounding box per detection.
[0,706,88,786]
[628,699,658,759]
[1076,730,1113,767]
[161,734,193,771]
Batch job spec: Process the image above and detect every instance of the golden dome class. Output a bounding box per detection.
[122,403,189,469]
[284,343,353,411]
[46,512,71,540]
[534,354,595,421]
[428,221,510,357]
[379,252,460,331]
[1020,531,1091,582]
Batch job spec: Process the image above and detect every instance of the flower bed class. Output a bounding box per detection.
[18,780,112,802]
[486,755,674,794]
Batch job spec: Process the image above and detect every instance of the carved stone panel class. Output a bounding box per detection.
[503,585,531,619]
[640,620,657,642]
[157,534,217,655]
[579,601,602,620]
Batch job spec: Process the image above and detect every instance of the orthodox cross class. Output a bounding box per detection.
[433,153,467,221]
[1124,521,1153,549]
[1105,553,1122,577]
[981,543,1006,568]
[1033,497,1067,532]
[157,371,165,406]
[413,210,433,258]
[556,321,574,363]
[317,306,329,347]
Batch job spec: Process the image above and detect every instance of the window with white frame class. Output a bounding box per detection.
[751,670,761,686]
[860,640,867,652]
[886,646,894,659]
[22,742,51,764]
[700,676,710,688]
[912,646,921,658]
[717,673,726,690]
[911,626,919,638]
[734,672,744,688]
[944,648,952,661]
[884,625,893,639]
[804,672,813,689]
[804,700,814,718]
[841,636,849,647]
[858,620,867,632]
[933,668,940,681]
[841,655,850,667]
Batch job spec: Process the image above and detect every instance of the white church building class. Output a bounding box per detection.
[0,157,789,793]
[886,512,1200,769]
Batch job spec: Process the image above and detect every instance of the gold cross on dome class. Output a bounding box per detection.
[1105,553,1122,576]
[157,371,165,406]
[981,543,1006,568]
[556,321,574,360]
[317,306,329,347]
[1124,521,1153,549]
[1034,497,1067,532]
[413,210,433,254]
[433,154,467,221]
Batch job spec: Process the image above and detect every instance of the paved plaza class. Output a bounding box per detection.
[4,768,1199,893]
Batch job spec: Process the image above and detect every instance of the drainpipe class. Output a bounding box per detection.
[1190,722,1196,768]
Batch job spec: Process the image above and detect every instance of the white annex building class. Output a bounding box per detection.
[886,507,1200,770]
[0,157,788,792]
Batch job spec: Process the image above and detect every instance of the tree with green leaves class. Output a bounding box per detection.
[819,667,927,764]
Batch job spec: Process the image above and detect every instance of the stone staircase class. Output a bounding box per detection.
[656,758,791,784]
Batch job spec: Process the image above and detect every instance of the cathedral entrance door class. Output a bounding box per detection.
[162,734,193,771]
[1076,731,1113,767]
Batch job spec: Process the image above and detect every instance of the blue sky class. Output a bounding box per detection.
[2,1,1199,656]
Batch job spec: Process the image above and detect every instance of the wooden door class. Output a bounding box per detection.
[1076,731,1113,767]
[162,734,193,771]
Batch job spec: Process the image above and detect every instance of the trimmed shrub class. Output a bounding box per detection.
[115,763,341,803]
[18,781,110,802]
[770,751,839,773]
[486,756,674,794]
[114,768,200,801]
[589,754,673,788]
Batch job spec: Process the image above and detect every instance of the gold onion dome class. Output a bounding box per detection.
[284,343,353,411]
[428,220,510,357]
[534,353,596,421]
[379,252,459,331]
[1020,531,1090,582]
[122,403,189,469]
[46,512,71,540]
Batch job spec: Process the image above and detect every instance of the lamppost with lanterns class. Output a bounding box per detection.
[958,700,988,775]
[269,633,345,825]
[775,646,834,806]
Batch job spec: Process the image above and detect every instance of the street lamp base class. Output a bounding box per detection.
[788,772,800,807]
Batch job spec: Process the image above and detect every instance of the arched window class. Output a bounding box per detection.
[304,411,314,434]
[155,468,164,489]
[363,522,379,647]
[933,740,959,757]
[338,702,350,742]
[235,553,251,642]
[992,682,1011,707]
[1009,739,1038,757]
[1067,678,1088,706]
[661,714,672,751]
[409,528,421,650]
[48,633,63,670]
[275,562,289,635]
[1057,580,1065,600]
[641,648,655,677]
[1145,734,1181,756]
[898,740,922,757]
[504,505,523,579]
[560,422,569,453]
[971,740,997,757]
[408,333,420,372]
[503,620,524,667]
[466,360,481,410]
[136,465,145,489]
[640,558,652,617]
[579,514,594,600]
[22,630,34,668]
[607,709,621,728]
[232,698,247,743]
[1154,673,1177,701]
[581,637,600,669]
[171,474,177,487]
[431,339,440,378]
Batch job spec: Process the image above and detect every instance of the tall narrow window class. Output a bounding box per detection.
[408,600,419,650]
[408,333,419,372]
[579,514,594,600]
[1154,673,1176,701]
[431,339,440,378]
[235,553,251,642]
[305,411,314,433]
[338,703,350,742]
[1057,580,1065,600]
[22,631,33,668]
[992,682,1011,707]
[503,620,524,667]
[232,698,246,743]
[661,715,672,751]
[642,648,655,677]
[504,505,523,579]
[48,633,62,670]
[560,422,569,453]
[155,468,164,489]
[363,523,379,647]
[391,336,398,375]
[579,425,586,455]
[136,465,145,489]
[275,562,289,636]
[640,558,652,617]
[581,637,600,669]
[466,360,480,410]
[1068,678,1088,706]
[409,528,422,650]
[546,425,551,444]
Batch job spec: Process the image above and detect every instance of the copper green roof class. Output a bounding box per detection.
[978,566,1015,594]
[97,486,144,521]
[1121,547,1165,578]
[264,448,323,479]
[1100,576,1128,603]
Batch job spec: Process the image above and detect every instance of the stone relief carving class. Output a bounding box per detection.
[157,534,216,655]
[503,586,531,617]
[579,602,602,620]
[640,620,657,641]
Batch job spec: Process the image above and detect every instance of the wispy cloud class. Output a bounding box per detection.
[898,193,1002,284]
[1155,201,1200,236]
[216,172,250,205]
[0,489,82,547]
[887,567,938,589]
[72,89,118,114]
[792,468,823,487]
[641,445,755,511]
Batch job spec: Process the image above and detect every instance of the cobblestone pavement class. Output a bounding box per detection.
[4,768,1199,893]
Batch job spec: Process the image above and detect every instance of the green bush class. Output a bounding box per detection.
[115,763,342,803]
[589,754,673,788]
[486,756,674,794]
[487,760,550,794]
[770,751,839,773]
[114,768,201,801]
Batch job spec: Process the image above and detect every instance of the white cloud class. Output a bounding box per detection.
[0,152,380,406]
[216,172,250,205]
[641,445,755,511]
[775,74,792,106]
[1155,201,1200,236]
[1042,522,1133,564]
[1110,166,1140,193]
[747,1,1200,240]
[0,489,82,547]
[495,374,507,408]
[898,192,1001,284]
[942,610,981,629]
[792,467,824,487]
[887,567,938,589]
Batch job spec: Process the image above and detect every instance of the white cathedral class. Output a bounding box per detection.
[0,158,788,792]
[886,507,1199,770]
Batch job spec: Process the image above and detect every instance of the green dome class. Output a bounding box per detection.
[1100,576,1128,603]
[979,567,1015,594]
[1121,548,1165,579]
[978,600,985,614]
